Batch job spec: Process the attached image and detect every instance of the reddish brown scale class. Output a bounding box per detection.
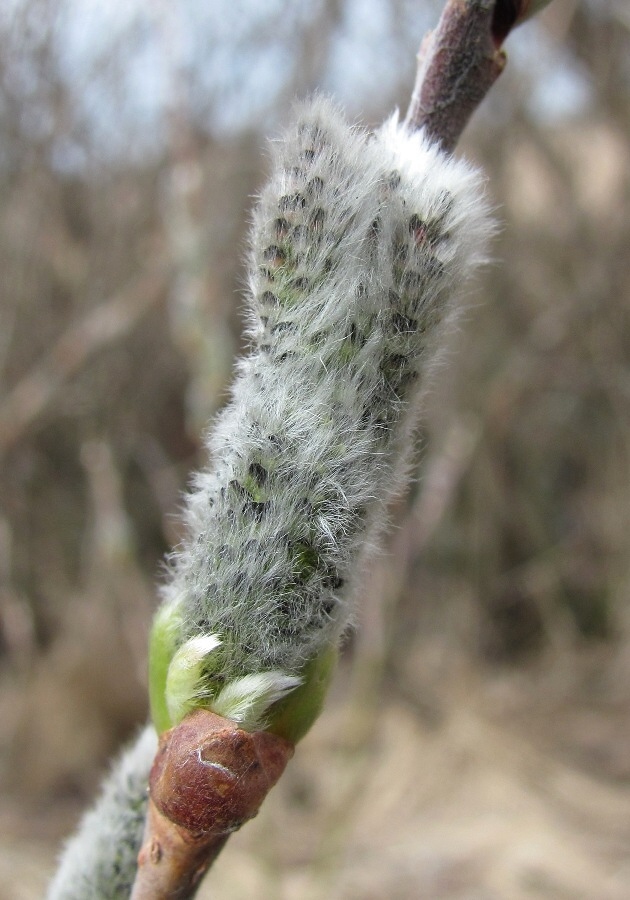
[132,710,294,900]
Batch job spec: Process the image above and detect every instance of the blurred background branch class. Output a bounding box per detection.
[0,267,168,455]
[1,0,629,896]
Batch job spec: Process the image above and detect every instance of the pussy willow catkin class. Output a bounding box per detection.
[47,98,492,900]
[155,97,492,730]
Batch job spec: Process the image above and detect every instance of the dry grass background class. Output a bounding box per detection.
[1,1,630,897]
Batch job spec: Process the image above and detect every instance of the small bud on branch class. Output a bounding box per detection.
[132,710,293,899]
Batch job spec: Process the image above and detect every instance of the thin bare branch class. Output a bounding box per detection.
[405,0,546,152]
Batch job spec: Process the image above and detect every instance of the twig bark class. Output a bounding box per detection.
[405,0,532,152]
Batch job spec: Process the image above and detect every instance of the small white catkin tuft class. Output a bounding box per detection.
[46,726,157,900]
[211,671,302,729]
[161,97,494,682]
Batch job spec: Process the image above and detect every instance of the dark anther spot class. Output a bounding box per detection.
[290,276,310,291]
[298,497,314,515]
[383,353,409,369]
[369,218,381,238]
[391,313,416,333]
[217,544,233,561]
[263,245,286,266]
[394,243,409,264]
[229,479,246,497]
[409,213,429,245]
[426,256,445,277]
[274,218,290,238]
[271,320,294,334]
[410,213,448,247]
[261,291,279,306]
[323,570,344,590]
[300,148,316,163]
[249,462,268,486]
[307,177,324,197]
[349,323,366,347]
[437,189,453,213]
[232,572,246,592]
[310,208,325,231]
[353,505,368,524]
[401,270,423,292]
[280,193,306,212]
[380,354,409,385]
[245,499,269,522]
[322,597,336,615]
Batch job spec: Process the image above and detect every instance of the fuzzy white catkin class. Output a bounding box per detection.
[163,97,493,680]
[47,726,157,900]
[47,99,492,899]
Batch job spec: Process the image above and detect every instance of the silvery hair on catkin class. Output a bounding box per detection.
[161,97,493,681]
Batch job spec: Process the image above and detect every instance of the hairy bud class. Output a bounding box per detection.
[154,97,493,729]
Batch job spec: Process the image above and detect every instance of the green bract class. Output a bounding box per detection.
[267,645,338,744]
[165,634,223,726]
[148,597,185,734]
[148,591,337,740]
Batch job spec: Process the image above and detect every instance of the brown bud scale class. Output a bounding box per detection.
[132,709,294,900]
